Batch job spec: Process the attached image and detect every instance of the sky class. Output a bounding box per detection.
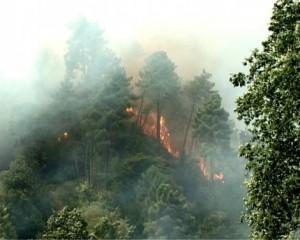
[0,0,275,117]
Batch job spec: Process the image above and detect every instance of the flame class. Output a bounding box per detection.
[57,131,69,142]
[213,172,224,181]
[126,106,223,181]
[63,131,68,138]
[198,158,224,182]
[160,115,180,157]
[198,158,210,179]
[126,106,179,157]
[126,107,135,113]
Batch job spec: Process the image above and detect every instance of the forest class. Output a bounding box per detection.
[0,0,299,239]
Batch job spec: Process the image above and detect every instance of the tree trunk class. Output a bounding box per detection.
[85,143,90,186]
[189,137,195,154]
[156,99,161,141]
[137,94,144,127]
[141,112,149,129]
[181,102,195,156]
[89,142,94,188]
[104,141,111,191]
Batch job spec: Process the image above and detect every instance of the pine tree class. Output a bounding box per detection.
[181,71,213,154]
[139,51,179,141]
[192,82,232,176]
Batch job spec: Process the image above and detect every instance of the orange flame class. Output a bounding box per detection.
[198,158,224,182]
[160,115,180,157]
[126,107,135,113]
[126,106,223,181]
[126,106,179,157]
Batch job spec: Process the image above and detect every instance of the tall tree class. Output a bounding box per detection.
[181,71,213,154]
[79,69,135,188]
[139,51,179,140]
[230,0,300,239]
[1,155,48,238]
[65,17,120,85]
[59,18,129,186]
[135,166,195,238]
[192,82,232,177]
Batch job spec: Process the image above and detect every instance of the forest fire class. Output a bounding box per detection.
[126,107,223,181]
[160,116,179,157]
[198,158,224,182]
[126,107,135,113]
[126,107,179,157]
[213,172,224,181]
[57,131,69,142]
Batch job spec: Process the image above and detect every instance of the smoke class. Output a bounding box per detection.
[0,1,275,138]
[0,0,275,171]
[0,2,278,238]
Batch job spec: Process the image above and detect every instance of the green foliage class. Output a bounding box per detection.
[192,75,232,173]
[174,155,213,215]
[0,204,17,239]
[139,51,179,102]
[199,211,246,239]
[91,211,135,239]
[1,155,47,238]
[41,207,88,239]
[193,94,231,150]
[2,155,37,194]
[81,197,111,232]
[136,165,195,238]
[65,17,120,83]
[0,16,250,239]
[49,180,94,210]
[179,71,214,154]
[139,51,180,139]
[184,71,214,106]
[230,0,300,238]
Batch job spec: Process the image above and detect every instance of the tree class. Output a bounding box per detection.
[1,155,47,238]
[139,51,179,140]
[65,17,120,85]
[199,211,243,239]
[35,48,64,97]
[135,166,195,238]
[79,69,135,188]
[41,207,88,239]
[62,18,133,187]
[91,211,135,239]
[181,71,213,154]
[230,0,300,238]
[0,204,17,239]
[192,85,232,176]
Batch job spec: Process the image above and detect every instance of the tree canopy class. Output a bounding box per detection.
[230,0,300,238]
[0,17,248,240]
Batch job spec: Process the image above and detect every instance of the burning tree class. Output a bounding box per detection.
[192,81,232,181]
[138,51,180,141]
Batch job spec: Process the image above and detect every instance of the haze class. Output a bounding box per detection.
[0,0,274,113]
[2,1,293,239]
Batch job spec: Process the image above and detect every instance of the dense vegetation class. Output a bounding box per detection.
[0,17,246,239]
[1,0,299,239]
[231,0,300,239]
